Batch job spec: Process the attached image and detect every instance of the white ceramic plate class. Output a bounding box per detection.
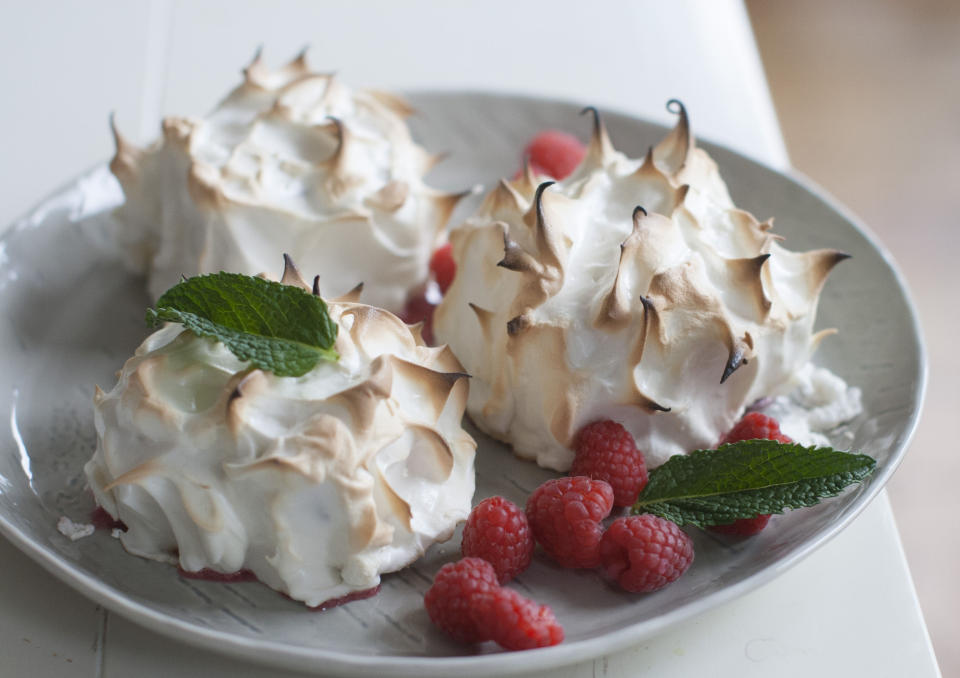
[0,93,924,677]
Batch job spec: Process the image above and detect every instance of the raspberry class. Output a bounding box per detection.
[522,130,587,180]
[429,243,456,294]
[398,287,435,345]
[462,496,534,583]
[599,515,694,593]
[472,587,564,651]
[525,476,614,568]
[572,420,648,507]
[711,412,792,535]
[709,514,772,536]
[425,558,564,650]
[424,558,499,643]
[719,411,792,446]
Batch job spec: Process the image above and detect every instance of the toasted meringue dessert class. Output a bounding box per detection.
[110,49,462,313]
[85,263,475,607]
[434,103,852,471]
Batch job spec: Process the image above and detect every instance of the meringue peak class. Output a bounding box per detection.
[580,106,616,168]
[655,99,692,173]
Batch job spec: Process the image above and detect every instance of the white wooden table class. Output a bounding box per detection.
[0,2,941,676]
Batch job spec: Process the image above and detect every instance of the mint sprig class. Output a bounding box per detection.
[632,440,876,528]
[146,273,338,377]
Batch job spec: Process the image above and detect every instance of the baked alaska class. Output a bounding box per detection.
[433,103,851,471]
[109,49,463,313]
[85,260,476,607]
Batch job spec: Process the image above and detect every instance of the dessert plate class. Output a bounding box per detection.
[0,92,924,677]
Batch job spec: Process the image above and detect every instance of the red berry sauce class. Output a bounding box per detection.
[90,506,127,532]
[178,567,380,611]
[177,567,258,583]
[306,585,381,612]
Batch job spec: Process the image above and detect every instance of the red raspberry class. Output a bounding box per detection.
[525,477,614,568]
[572,420,648,507]
[462,496,534,583]
[522,130,587,180]
[472,587,564,651]
[719,411,792,446]
[424,558,499,643]
[711,412,792,535]
[599,515,694,593]
[429,243,456,294]
[425,558,564,650]
[399,287,435,345]
[709,514,772,536]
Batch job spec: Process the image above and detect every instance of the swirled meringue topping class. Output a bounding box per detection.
[110,49,463,313]
[85,263,475,606]
[434,103,851,471]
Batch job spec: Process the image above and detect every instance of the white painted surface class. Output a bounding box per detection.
[0,0,154,229]
[0,1,937,676]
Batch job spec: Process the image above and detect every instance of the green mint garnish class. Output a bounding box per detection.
[632,440,875,528]
[146,272,339,377]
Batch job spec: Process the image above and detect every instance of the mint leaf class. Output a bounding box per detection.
[146,273,338,377]
[632,440,875,528]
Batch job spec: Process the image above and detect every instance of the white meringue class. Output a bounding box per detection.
[754,363,863,447]
[57,516,95,542]
[110,50,462,313]
[434,104,851,470]
[85,266,475,606]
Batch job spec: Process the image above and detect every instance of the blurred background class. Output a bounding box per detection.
[747,0,958,674]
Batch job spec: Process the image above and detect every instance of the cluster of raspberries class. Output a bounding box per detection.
[425,420,682,651]
[425,412,792,651]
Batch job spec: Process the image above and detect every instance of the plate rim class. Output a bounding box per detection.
[0,89,927,676]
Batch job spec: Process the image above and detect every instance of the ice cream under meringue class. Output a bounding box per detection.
[85,266,475,606]
[434,103,850,470]
[110,50,462,313]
